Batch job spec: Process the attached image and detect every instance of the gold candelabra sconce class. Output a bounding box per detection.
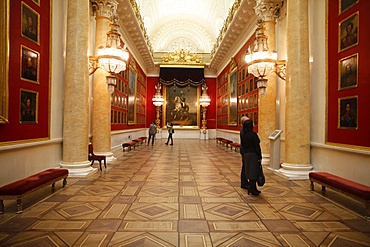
[199,83,211,133]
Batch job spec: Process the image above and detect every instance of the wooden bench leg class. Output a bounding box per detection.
[321,185,326,191]
[310,181,314,191]
[63,178,67,188]
[16,197,23,214]
[365,202,370,220]
[0,200,4,214]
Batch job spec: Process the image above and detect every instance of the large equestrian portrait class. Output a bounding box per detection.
[164,85,200,127]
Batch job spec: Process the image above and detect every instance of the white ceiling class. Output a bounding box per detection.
[135,0,235,53]
[116,0,257,75]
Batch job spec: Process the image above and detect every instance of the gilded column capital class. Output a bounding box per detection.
[91,0,118,19]
[254,0,284,22]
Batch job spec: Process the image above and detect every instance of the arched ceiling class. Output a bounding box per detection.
[115,0,258,76]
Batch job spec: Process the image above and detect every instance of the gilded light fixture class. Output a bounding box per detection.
[199,83,211,133]
[89,15,129,94]
[152,83,164,128]
[245,19,286,96]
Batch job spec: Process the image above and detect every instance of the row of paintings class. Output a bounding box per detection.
[19,2,42,124]
[337,1,358,130]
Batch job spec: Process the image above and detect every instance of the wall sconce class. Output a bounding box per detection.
[245,19,286,96]
[89,15,129,94]
[199,83,211,133]
[152,83,164,128]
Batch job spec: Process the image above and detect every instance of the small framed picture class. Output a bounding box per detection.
[21,45,39,83]
[32,0,40,6]
[254,111,258,126]
[338,96,358,129]
[253,94,258,108]
[20,89,38,123]
[21,2,40,44]
[339,53,358,90]
[339,12,359,52]
[339,0,358,14]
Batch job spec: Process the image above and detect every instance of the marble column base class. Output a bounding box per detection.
[261,154,270,166]
[60,161,96,177]
[277,163,313,180]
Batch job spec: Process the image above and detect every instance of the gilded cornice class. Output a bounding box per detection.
[210,0,242,59]
[160,49,204,66]
[129,0,153,56]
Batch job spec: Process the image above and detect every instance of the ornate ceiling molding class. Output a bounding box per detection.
[115,0,258,75]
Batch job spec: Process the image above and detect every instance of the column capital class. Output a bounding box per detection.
[91,0,118,19]
[254,0,284,22]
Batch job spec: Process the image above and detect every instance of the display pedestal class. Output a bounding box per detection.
[200,129,209,140]
[268,130,283,170]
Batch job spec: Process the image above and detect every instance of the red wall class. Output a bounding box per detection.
[205,78,216,129]
[327,1,370,147]
[146,77,159,127]
[0,0,51,144]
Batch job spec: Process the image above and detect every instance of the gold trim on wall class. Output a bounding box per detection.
[0,0,9,124]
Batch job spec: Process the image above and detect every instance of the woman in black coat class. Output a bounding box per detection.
[240,119,262,195]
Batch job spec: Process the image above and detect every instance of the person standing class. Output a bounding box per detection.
[240,119,262,195]
[148,121,157,145]
[240,115,249,189]
[165,122,174,145]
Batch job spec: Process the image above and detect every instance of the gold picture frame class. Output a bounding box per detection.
[338,96,358,129]
[339,12,359,52]
[228,68,238,126]
[163,85,200,128]
[21,2,40,45]
[338,53,358,90]
[339,0,358,14]
[20,45,39,83]
[20,89,38,123]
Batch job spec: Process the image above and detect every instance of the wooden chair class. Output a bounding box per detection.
[88,143,106,171]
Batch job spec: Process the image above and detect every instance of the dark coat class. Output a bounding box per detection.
[240,129,262,179]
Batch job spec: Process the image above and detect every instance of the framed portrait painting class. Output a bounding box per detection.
[338,96,358,129]
[163,85,199,127]
[339,12,359,52]
[339,0,358,14]
[21,2,39,44]
[21,45,39,83]
[339,53,358,90]
[128,69,137,124]
[20,89,38,123]
[228,68,238,125]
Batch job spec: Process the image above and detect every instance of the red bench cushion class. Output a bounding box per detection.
[0,168,68,196]
[309,172,370,200]
[122,141,136,147]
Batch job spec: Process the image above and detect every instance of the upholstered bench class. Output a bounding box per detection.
[0,168,68,214]
[139,136,147,141]
[230,142,241,151]
[132,138,143,146]
[309,172,370,218]
[221,139,233,148]
[122,141,136,151]
[216,137,224,144]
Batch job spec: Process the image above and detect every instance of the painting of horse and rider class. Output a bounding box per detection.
[164,85,199,127]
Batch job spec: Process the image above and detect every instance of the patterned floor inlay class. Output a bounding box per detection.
[0,139,369,246]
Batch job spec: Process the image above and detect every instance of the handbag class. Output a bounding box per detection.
[257,162,265,186]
